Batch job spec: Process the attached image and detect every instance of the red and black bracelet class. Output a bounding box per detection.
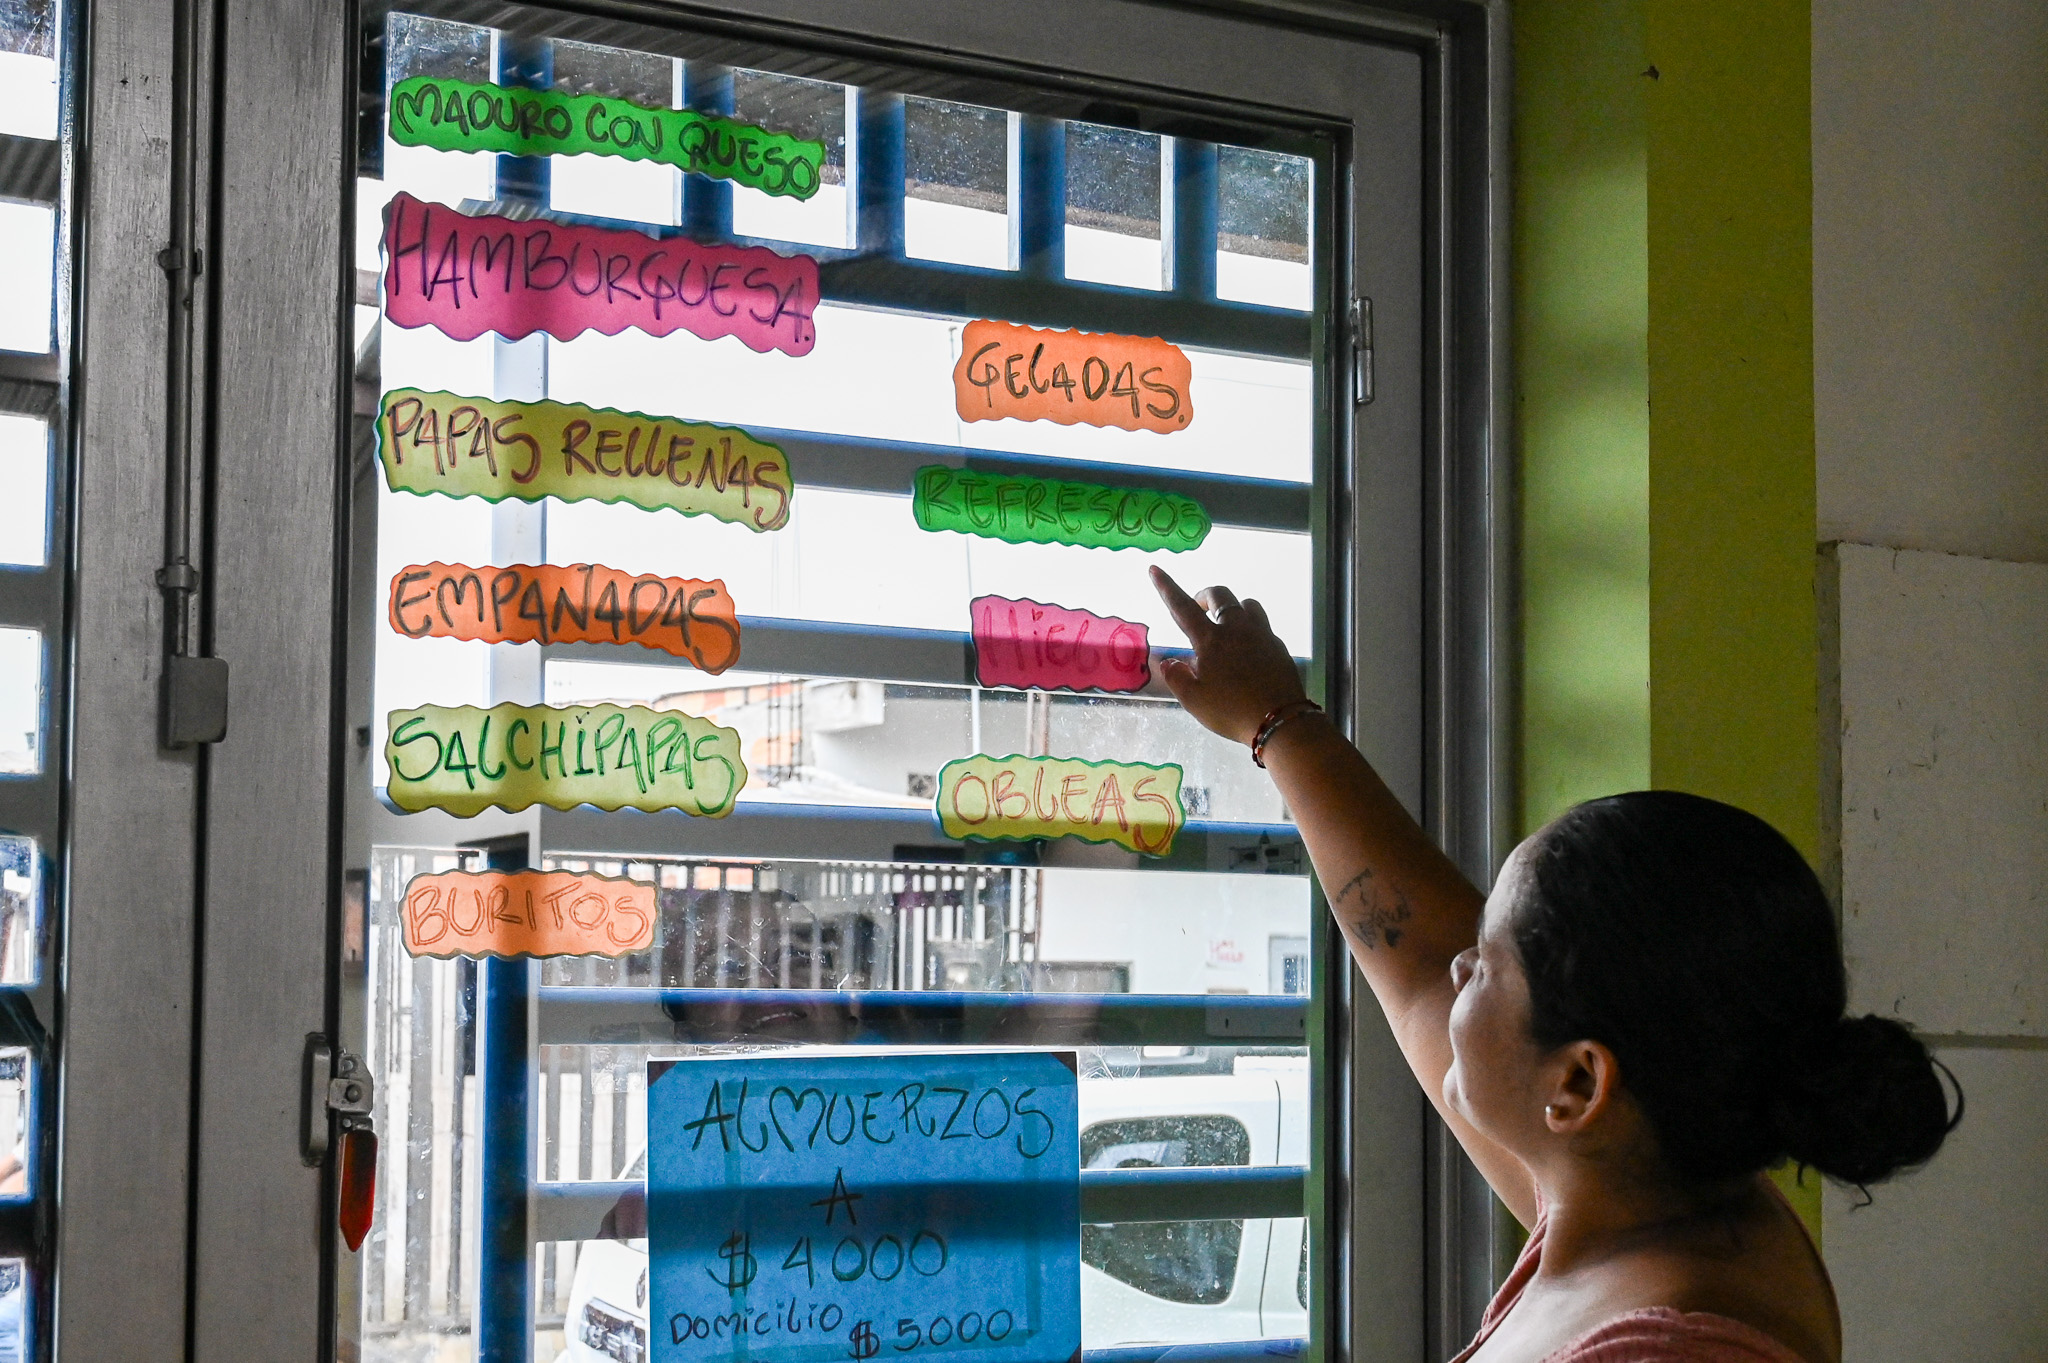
[1250,698,1323,768]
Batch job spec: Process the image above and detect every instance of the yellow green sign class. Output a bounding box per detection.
[388,76,825,199]
[378,389,793,532]
[935,754,1185,857]
[385,703,747,818]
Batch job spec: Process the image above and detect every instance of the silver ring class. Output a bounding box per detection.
[1207,601,1244,624]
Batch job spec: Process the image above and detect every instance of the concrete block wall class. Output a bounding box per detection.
[1813,2,2048,1357]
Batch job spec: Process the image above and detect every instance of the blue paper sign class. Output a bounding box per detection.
[648,1051,1081,1363]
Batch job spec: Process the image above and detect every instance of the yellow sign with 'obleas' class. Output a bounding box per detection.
[934,754,1185,857]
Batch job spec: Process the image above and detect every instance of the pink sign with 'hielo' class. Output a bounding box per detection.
[380,191,818,355]
[972,594,1150,694]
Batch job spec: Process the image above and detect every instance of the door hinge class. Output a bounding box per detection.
[304,1034,376,1165]
[1350,296,1375,407]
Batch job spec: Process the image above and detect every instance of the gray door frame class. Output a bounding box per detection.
[51,1,1510,1360]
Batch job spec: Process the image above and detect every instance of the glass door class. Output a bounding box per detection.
[327,4,1434,1362]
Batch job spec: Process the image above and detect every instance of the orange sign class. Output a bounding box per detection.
[389,562,740,673]
[952,319,1193,434]
[401,868,657,959]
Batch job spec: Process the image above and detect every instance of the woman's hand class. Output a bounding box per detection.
[1149,566,1307,746]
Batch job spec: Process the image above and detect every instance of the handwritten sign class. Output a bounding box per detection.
[401,867,656,959]
[390,563,741,671]
[385,702,747,818]
[648,1051,1079,1363]
[382,192,818,354]
[389,76,826,200]
[935,755,1184,857]
[912,466,1210,552]
[953,320,1192,433]
[379,389,793,531]
[971,596,1149,694]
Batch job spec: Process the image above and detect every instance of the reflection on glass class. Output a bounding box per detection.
[0,630,38,775]
[0,415,48,568]
[1065,122,1163,291]
[542,489,1313,654]
[363,842,1309,1359]
[542,661,1287,824]
[1216,145,1312,310]
[381,12,496,206]
[904,97,1009,269]
[549,40,679,226]
[731,69,848,248]
[0,1260,21,1362]
[0,838,36,988]
[0,1051,25,1200]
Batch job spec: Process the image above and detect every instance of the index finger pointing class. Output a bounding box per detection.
[1149,565,1213,644]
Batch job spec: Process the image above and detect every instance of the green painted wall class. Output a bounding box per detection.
[1516,0,1823,1239]
[1515,0,1652,832]
[1643,7,1819,860]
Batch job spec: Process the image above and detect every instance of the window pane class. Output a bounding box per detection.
[0,202,54,354]
[0,629,40,775]
[1216,146,1311,310]
[730,69,848,248]
[0,1049,27,1197]
[353,13,1331,1360]
[0,3,57,141]
[381,12,496,205]
[904,97,1009,269]
[0,414,49,567]
[1065,122,1163,291]
[548,40,679,226]
[0,837,38,987]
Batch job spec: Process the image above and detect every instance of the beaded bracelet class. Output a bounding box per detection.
[1251,698,1323,768]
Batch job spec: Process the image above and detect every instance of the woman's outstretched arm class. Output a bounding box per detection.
[1151,567,1536,1221]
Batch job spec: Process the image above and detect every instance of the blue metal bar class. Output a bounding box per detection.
[1012,114,1065,278]
[531,1164,1306,1242]
[535,986,1307,1048]
[493,32,550,205]
[1087,1340,1306,1363]
[533,803,1308,878]
[474,835,535,1362]
[854,88,905,257]
[680,61,733,238]
[1170,138,1219,300]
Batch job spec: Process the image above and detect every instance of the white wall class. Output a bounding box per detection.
[1813,0,2048,565]
[1812,3,2048,1357]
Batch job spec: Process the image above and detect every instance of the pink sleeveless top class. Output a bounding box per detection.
[1451,1189,1832,1362]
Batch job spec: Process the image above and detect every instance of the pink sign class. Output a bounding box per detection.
[972,594,1150,694]
[380,191,818,355]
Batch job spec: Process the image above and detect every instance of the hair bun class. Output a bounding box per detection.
[1770,1015,1959,1187]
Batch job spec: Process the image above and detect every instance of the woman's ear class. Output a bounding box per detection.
[1540,1040,1623,1134]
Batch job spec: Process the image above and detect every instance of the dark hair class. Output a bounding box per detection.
[1514,791,1960,1189]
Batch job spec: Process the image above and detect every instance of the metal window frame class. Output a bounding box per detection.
[48,3,1511,1363]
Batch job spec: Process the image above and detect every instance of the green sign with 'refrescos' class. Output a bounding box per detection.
[910,465,1210,553]
[387,76,826,200]
[385,703,747,818]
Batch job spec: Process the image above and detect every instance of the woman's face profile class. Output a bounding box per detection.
[1443,840,1550,1149]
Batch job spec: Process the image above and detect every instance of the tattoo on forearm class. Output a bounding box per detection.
[1331,866,1411,949]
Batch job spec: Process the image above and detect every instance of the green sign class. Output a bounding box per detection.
[388,76,827,200]
[385,702,747,818]
[911,465,1211,552]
